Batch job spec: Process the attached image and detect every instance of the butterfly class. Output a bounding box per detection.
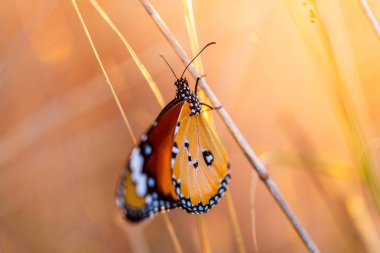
[116,42,230,222]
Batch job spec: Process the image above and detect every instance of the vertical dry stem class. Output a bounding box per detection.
[139,0,320,252]
[195,215,212,253]
[72,1,183,253]
[163,214,184,253]
[71,0,135,144]
[181,1,244,251]
[226,192,247,253]
[89,0,166,108]
[359,0,380,39]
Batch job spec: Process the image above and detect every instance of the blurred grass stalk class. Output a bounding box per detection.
[180,2,212,252]
[88,0,166,109]
[359,0,380,39]
[275,115,369,251]
[261,150,358,181]
[139,0,320,252]
[181,1,246,252]
[285,0,380,248]
[71,1,184,253]
[181,0,216,130]
[249,173,259,252]
[286,0,380,214]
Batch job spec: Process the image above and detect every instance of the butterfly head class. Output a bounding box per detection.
[174,77,189,89]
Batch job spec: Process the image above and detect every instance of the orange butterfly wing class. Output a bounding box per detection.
[171,102,230,213]
[117,99,184,222]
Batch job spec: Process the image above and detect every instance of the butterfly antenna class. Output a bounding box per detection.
[181,42,216,78]
[160,53,178,79]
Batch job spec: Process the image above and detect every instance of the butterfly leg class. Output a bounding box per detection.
[194,77,201,95]
[194,74,207,95]
[200,102,222,110]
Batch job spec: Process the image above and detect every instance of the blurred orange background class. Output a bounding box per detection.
[1,0,380,252]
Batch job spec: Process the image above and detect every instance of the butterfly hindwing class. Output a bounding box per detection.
[117,75,231,221]
[117,99,185,222]
[171,102,230,213]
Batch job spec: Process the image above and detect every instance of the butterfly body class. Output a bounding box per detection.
[117,43,230,222]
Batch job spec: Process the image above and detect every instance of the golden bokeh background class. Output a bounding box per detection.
[1,0,380,252]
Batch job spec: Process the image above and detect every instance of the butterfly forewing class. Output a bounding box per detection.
[117,100,184,222]
[171,102,230,213]
[118,75,231,221]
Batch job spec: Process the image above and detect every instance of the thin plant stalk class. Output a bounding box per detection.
[88,0,166,108]
[71,1,184,253]
[181,0,215,129]
[278,115,367,251]
[71,0,136,145]
[359,0,380,39]
[250,173,259,253]
[195,215,211,253]
[287,0,380,214]
[88,2,214,252]
[163,214,184,253]
[182,0,203,73]
[139,0,320,252]
[195,207,211,251]
[181,1,244,252]
[226,191,247,253]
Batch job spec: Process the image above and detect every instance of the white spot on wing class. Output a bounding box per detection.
[148,178,155,187]
[206,154,213,164]
[129,147,148,197]
[174,124,180,136]
[145,195,152,204]
[136,174,147,197]
[144,144,152,155]
[171,158,176,168]
[172,145,179,154]
[130,148,143,181]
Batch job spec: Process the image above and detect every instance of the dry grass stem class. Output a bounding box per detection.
[139,0,320,252]
[72,1,185,253]
[182,0,203,73]
[163,214,184,253]
[293,0,380,214]
[181,1,244,251]
[226,191,247,253]
[181,0,215,129]
[82,1,226,251]
[250,173,259,252]
[195,216,212,253]
[89,0,166,108]
[71,0,136,144]
[346,193,380,252]
[277,115,367,251]
[359,0,380,39]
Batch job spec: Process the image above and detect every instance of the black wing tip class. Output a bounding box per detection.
[121,204,181,223]
[116,193,181,223]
